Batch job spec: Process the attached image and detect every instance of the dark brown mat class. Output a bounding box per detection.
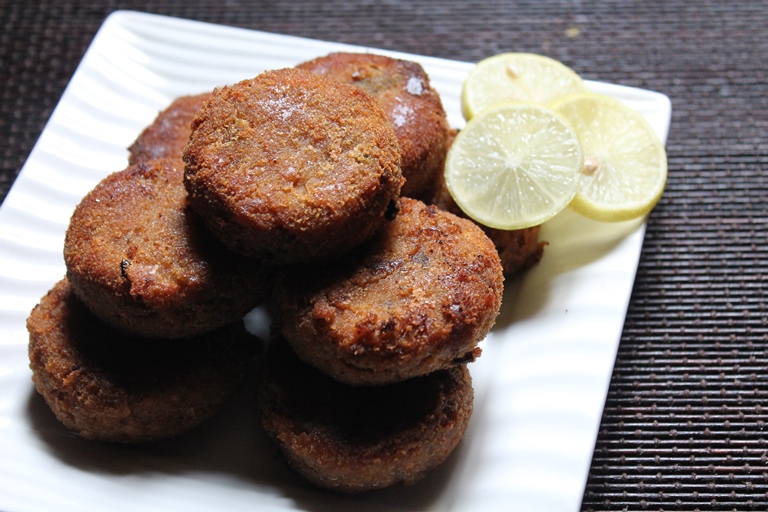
[2,1,767,509]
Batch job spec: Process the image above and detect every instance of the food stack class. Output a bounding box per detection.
[26,53,521,493]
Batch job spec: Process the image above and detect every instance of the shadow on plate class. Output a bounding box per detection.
[492,208,645,330]
[25,362,277,479]
[25,358,464,512]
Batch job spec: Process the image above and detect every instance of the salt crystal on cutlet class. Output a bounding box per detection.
[406,76,424,95]
[261,95,302,122]
[392,101,413,128]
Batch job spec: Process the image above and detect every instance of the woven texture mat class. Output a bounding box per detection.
[2,1,767,509]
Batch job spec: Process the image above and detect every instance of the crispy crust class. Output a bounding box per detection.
[182,68,403,263]
[27,278,260,443]
[128,92,211,167]
[297,52,450,201]
[64,158,272,339]
[275,197,504,386]
[258,338,473,492]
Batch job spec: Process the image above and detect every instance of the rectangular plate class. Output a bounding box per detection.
[0,10,671,512]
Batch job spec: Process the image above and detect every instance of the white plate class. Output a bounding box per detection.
[0,10,671,512]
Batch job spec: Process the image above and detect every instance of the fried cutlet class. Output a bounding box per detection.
[182,67,403,264]
[258,338,473,492]
[275,197,504,386]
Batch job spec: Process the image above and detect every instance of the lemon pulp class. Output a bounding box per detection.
[551,93,668,222]
[461,53,587,120]
[445,102,583,230]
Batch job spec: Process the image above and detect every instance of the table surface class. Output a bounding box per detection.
[2,1,766,510]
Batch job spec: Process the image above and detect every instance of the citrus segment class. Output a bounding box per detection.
[551,93,668,222]
[444,102,583,231]
[461,53,587,120]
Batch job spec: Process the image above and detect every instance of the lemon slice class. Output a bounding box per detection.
[461,53,587,120]
[551,92,668,222]
[445,102,583,230]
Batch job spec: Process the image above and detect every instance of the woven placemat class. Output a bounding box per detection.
[2,1,767,509]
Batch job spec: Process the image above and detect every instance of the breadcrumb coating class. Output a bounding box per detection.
[183,67,403,263]
[27,278,260,443]
[297,52,450,201]
[258,338,473,492]
[276,197,504,386]
[64,158,272,338]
